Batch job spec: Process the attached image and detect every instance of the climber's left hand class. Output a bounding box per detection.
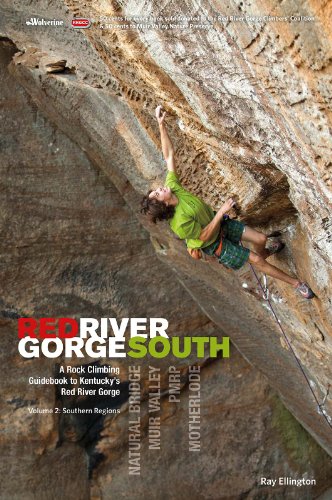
[155,105,166,125]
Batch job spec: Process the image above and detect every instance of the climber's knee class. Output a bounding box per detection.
[248,251,265,267]
[257,232,267,247]
[242,226,267,247]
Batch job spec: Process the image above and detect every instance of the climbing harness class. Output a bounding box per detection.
[246,257,332,430]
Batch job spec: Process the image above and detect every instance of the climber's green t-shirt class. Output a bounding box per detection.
[165,171,217,249]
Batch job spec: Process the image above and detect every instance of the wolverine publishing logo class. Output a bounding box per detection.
[71,18,91,28]
[26,17,64,26]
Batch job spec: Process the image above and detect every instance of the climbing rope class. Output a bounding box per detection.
[247,260,332,430]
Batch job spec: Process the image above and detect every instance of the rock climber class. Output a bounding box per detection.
[140,105,314,299]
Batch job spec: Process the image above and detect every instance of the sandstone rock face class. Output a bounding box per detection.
[0,0,332,497]
[92,353,332,500]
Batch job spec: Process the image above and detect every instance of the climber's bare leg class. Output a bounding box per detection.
[248,251,299,287]
[241,226,269,259]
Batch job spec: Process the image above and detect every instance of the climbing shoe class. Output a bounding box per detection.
[295,282,315,299]
[267,240,285,256]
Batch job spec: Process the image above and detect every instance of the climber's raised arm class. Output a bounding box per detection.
[155,105,176,173]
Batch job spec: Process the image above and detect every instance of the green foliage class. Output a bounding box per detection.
[271,396,326,470]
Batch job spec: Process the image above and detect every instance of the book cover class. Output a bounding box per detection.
[0,1,332,499]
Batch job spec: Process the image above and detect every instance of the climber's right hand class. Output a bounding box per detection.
[218,198,235,217]
[187,248,202,260]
